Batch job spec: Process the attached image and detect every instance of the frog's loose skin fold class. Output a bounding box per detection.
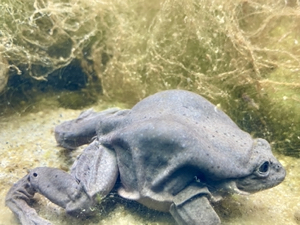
[6,90,286,225]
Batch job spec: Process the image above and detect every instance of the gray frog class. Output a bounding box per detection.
[6,90,286,225]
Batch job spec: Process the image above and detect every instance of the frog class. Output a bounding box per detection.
[6,90,286,225]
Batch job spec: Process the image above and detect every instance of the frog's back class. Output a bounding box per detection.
[130,90,233,124]
[115,90,255,177]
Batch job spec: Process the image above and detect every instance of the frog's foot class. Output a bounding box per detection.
[5,175,52,225]
[5,168,93,225]
[55,108,120,149]
[169,182,221,225]
[6,141,118,225]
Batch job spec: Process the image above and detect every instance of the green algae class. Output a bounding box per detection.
[1,0,299,155]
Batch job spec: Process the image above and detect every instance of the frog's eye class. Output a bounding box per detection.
[258,161,270,175]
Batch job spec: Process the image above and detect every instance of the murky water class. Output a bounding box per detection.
[0,99,299,225]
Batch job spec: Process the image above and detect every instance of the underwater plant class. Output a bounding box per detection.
[0,0,299,155]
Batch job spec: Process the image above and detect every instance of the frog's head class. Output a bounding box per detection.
[235,138,286,193]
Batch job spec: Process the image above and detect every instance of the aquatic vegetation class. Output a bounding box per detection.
[0,0,299,155]
[0,53,8,93]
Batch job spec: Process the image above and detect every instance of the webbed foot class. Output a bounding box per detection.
[6,174,52,225]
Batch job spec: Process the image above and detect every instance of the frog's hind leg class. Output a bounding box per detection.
[5,174,53,225]
[55,108,120,149]
[6,140,118,225]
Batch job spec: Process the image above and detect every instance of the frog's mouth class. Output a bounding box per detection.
[226,181,250,195]
[212,180,250,197]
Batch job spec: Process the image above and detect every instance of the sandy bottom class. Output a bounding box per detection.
[0,97,299,225]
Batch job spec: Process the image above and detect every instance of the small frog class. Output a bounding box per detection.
[6,90,285,225]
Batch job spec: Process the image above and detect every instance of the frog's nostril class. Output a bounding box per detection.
[33,172,38,177]
[275,165,284,173]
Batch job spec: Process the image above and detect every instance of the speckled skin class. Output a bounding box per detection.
[6,90,286,225]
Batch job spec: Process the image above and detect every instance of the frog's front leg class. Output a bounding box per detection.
[6,140,118,225]
[169,183,221,225]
